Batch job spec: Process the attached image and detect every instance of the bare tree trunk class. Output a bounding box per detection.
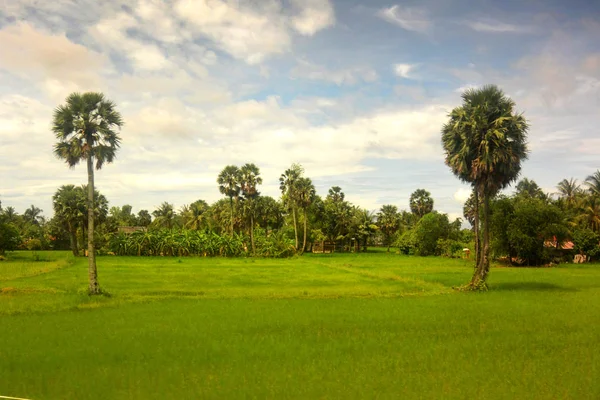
[301,207,308,254]
[87,153,100,295]
[292,207,299,250]
[68,221,79,257]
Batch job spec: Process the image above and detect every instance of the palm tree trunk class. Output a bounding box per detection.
[473,188,481,267]
[471,189,490,288]
[229,197,234,235]
[292,207,299,250]
[301,207,308,254]
[68,221,79,257]
[250,213,255,255]
[86,153,100,295]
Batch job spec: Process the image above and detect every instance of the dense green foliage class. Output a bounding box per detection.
[108,229,295,258]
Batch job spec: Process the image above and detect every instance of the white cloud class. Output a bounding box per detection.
[174,0,290,64]
[292,59,378,85]
[465,19,533,33]
[377,5,431,33]
[90,12,171,71]
[290,0,335,36]
[0,23,108,100]
[393,63,416,79]
[454,84,480,93]
[453,188,471,203]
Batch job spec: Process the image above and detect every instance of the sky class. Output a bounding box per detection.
[0,0,599,222]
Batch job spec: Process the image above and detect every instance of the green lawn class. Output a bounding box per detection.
[0,251,598,399]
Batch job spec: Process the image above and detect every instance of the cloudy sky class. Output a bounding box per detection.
[1,0,599,221]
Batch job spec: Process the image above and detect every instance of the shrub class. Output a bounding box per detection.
[395,231,415,255]
[436,239,465,258]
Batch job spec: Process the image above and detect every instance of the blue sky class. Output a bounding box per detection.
[0,0,599,222]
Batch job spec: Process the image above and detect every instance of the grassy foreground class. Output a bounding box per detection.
[0,251,599,399]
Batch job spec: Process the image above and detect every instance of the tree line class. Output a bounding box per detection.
[1,86,598,294]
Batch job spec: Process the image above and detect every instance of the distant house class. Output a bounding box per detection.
[117,226,146,234]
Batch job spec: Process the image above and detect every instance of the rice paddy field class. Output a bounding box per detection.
[0,250,598,399]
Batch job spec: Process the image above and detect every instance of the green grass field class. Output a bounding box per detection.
[1,251,598,399]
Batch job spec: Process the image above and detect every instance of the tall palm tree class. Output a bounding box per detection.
[585,170,600,196]
[53,92,123,295]
[442,84,529,289]
[556,178,580,207]
[376,204,400,252]
[239,163,263,254]
[53,185,86,256]
[409,189,434,218]
[217,165,241,234]
[295,177,316,254]
[23,205,43,226]
[279,163,304,250]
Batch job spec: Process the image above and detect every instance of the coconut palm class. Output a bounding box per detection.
[152,202,176,229]
[1,206,18,224]
[217,165,241,234]
[377,205,400,252]
[239,163,263,254]
[52,92,123,294]
[53,185,86,256]
[442,84,529,289]
[556,178,581,207]
[354,208,378,252]
[585,170,600,196]
[182,200,209,231]
[279,163,304,250]
[23,205,43,226]
[295,177,316,254]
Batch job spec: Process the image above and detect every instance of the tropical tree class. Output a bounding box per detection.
[152,202,177,229]
[295,177,316,254]
[217,165,241,234]
[409,189,434,218]
[353,208,378,252]
[53,92,123,294]
[23,205,44,226]
[136,210,152,227]
[239,163,263,254]
[377,205,400,252]
[280,163,304,250]
[53,185,85,256]
[585,170,600,195]
[182,200,209,231]
[515,178,545,200]
[442,84,529,289]
[1,206,19,224]
[255,196,285,234]
[556,178,581,206]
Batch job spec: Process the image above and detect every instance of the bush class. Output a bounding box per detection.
[0,223,21,254]
[395,231,415,255]
[436,239,465,258]
[412,212,450,256]
[573,229,600,261]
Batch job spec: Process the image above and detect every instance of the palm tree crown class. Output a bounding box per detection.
[52,92,124,169]
[585,170,600,196]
